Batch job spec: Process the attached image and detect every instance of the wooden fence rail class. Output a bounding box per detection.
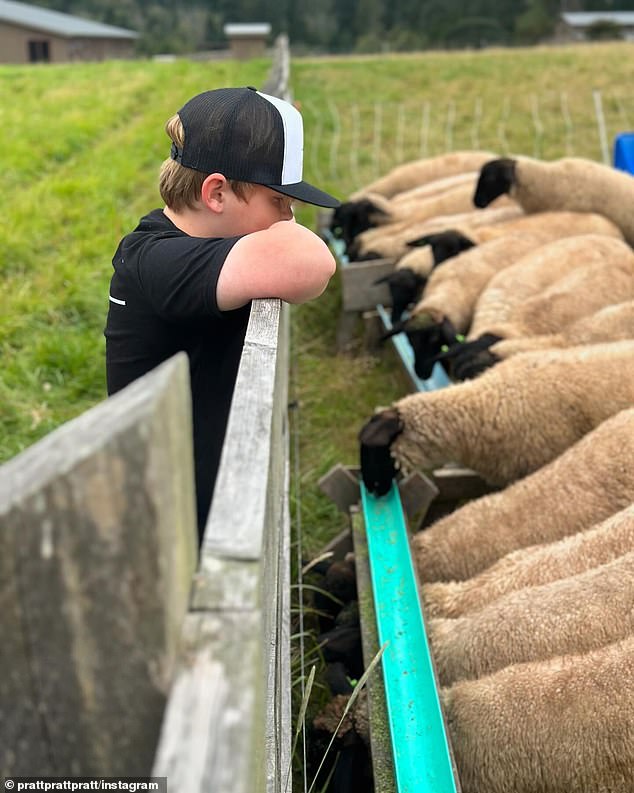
[1,34,292,792]
[0,353,198,777]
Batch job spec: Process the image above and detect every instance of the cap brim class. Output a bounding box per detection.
[269,181,340,209]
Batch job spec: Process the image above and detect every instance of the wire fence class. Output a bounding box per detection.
[303,88,634,193]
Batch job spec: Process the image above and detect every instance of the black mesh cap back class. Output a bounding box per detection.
[176,87,285,184]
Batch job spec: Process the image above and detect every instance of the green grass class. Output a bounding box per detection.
[0,57,269,461]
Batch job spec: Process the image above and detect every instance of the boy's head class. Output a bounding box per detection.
[159,86,339,212]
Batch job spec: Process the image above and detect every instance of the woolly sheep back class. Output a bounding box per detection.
[442,636,634,793]
[411,407,634,582]
[479,155,634,245]
[392,341,634,488]
[490,299,634,359]
[407,231,557,329]
[428,549,634,686]
[423,503,634,619]
[404,213,623,330]
[349,150,497,200]
[467,234,634,339]
[350,205,523,260]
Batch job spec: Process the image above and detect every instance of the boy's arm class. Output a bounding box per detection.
[216,220,336,311]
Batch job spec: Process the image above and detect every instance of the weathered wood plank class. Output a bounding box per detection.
[341,257,394,312]
[0,354,198,777]
[200,300,288,561]
[185,298,291,793]
[152,611,262,793]
[318,463,360,514]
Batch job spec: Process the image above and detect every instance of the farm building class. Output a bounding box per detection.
[557,11,634,41]
[0,0,138,63]
[223,22,271,60]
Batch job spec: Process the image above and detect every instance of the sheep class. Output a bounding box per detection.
[371,181,516,230]
[359,342,634,499]
[442,635,634,793]
[389,170,478,204]
[423,503,634,619]
[474,154,634,245]
[428,549,634,687]
[328,194,393,251]
[487,298,634,360]
[409,408,634,583]
[379,210,622,324]
[392,218,626,377]
[349,150,498,201]
[331,151,496,250]
[348,204,523,261]
[442,235,634,379]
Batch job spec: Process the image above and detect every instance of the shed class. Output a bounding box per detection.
[223,22,271,60]
[558,11,634,42]
[0,0,138,63]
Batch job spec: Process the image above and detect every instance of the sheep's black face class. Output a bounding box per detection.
[408,230,476,264]
[454,350,500,380]
[374,268,427,324]
[330,199,389,253]
[359,408,403,496]
[350,250,382,261]
[407,318,458,380]
[473,158,516,208]
[435,333,503,380]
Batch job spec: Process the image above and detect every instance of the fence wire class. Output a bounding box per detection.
[304,89,633,195]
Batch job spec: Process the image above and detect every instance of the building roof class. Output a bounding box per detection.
[223,22,271,37]
[0,0,138,39]
[561,11,634,28]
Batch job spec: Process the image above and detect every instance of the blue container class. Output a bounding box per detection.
[613,132,634,174]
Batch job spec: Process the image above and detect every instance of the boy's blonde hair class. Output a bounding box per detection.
[159,114,255,211]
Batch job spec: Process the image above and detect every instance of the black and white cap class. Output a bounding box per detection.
[170,86,340,208]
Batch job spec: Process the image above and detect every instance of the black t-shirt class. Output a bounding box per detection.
[104,209,250,540]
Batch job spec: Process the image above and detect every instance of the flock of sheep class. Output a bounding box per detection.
[329,150,634,791]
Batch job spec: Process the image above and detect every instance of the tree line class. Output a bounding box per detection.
[37,0,634,56]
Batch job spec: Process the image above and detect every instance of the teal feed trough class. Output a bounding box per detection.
[361,481,460,793]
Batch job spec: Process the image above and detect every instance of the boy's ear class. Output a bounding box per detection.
[201,173,228,212]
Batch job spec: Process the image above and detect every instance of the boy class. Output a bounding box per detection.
[104,86,339,541]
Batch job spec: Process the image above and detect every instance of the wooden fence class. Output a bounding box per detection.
[0,35,292,792]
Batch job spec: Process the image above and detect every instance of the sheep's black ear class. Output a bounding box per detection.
[402,322,447,379]
[405,233,438,248]
[374,268,427,324]
[474,158,516,208]
[405,231,476,264]
[380,318,409,340]
[325,662,355,696]
[332,199,388,251]
[441,334,503,380]
[454,350,501,380]
[352,251,382,261]
[431,232,476,264]
[359,409,403,497]
[362,198,391,221]
[440,317,459,344]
